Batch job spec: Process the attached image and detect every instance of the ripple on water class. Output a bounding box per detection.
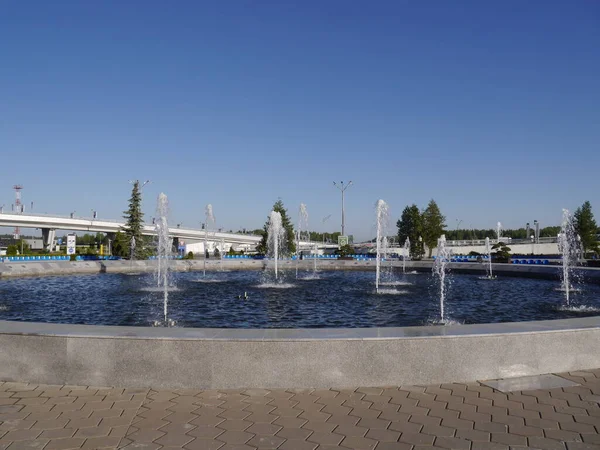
[555,305,600,313]
[375,289,409,295]
[256,283,296,289]
[140,286,181,292]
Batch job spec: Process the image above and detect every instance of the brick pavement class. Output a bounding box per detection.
[0,370,599,449]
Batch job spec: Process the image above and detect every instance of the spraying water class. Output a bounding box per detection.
[129,235,136,271]
[558,209,580,306]
[219,238,225,271]
[155,193,172,325]
[403,237,410,273]
[375,200,389,293]
[312,243,318,275]
[268,211,284,280]
[433,235,451,322]
[484,237,495,279]
[297,204,309,279]
[204,204,215,277]
[496,222,502,243]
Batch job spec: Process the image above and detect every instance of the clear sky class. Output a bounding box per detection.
[1,1,598,241]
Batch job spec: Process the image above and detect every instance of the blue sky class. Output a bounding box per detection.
[1,1,598,240]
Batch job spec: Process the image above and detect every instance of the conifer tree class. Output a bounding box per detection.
[122,181,145,259]
[257,199,296,255]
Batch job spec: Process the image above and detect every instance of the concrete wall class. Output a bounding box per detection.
[1,258,600,284]
[0,317,599,389]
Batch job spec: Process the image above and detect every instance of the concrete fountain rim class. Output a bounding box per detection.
[1,316,599,341]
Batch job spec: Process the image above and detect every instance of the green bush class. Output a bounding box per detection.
[70,254,77,261]
[185,251,194,260]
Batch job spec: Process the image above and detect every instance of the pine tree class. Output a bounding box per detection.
[574,201,599,255]
[257,199,296,256]
[122,181,145,259]
[396,204,424,259]
[111,231,128,257]
[422,199,446,257]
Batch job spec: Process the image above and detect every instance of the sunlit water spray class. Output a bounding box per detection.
[479,237,497,280]
[433,235,452,323]
[375,199,389,293]
[297,203,309,279]
[558,209,581,306]
[154,193,175,326]
[204,204,215,277]
[268,211,284,281]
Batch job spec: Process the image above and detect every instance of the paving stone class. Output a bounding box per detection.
[544,428,584,442]
[409,415,441,427]
[216,420,252,432]
[339,435,378,449]
[0,420,36,431]
[560,421,599,434]
[154,430,195,447]
[3,439,50,449]
[301,421,336,433]
[216,430,254,445]
[332,425,368,437]
[188,426,225,440]
[277,440,318,450]
[528,436,568,450]
[471,443,510,450]
[38,429,76,440]
[490,432,528,446]
[355,417,390,430]
[326,414,360,426]
[247,434,286,448]
[183,438,225,450]
[0,429,42,441]
[373,443,413,450]
[420,424,456,437]
[388,420,423,434]
[243,422,280,436]
[433,436,471,449]
[272,416,307,428]
[364,428,400,442]
[455,427,491,441]
[80,436,121,449]
[565,442,600,450]
[398,432,435,446]
[276,427,312,440]
[124,428,166,443]
[43,437,86,450]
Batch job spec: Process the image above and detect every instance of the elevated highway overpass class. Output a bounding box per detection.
[0,213,338,253]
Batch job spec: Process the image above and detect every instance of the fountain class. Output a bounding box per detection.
[268,211,284,280]
[128,235,137,273]
[155,193,173,326]
[496,222,502,243]
[433,235,452,323]
[403,237,410,273]
[297,204,309,279]
[481,237,496,280]
[375,199,389,293]
[558,209,581,306]
[204,204,215,277]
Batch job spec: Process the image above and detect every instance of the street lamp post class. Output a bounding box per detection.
[333,181,352,237]
[534,220,539,244]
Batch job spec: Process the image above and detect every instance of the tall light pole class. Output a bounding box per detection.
[333,181,352,237]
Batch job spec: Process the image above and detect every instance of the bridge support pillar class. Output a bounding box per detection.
[172,237,180,255]
[105,233,116,256]
[41,228,56,252]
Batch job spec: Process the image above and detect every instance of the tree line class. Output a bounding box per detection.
[396,200,599,259]
[113,182,600,260]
